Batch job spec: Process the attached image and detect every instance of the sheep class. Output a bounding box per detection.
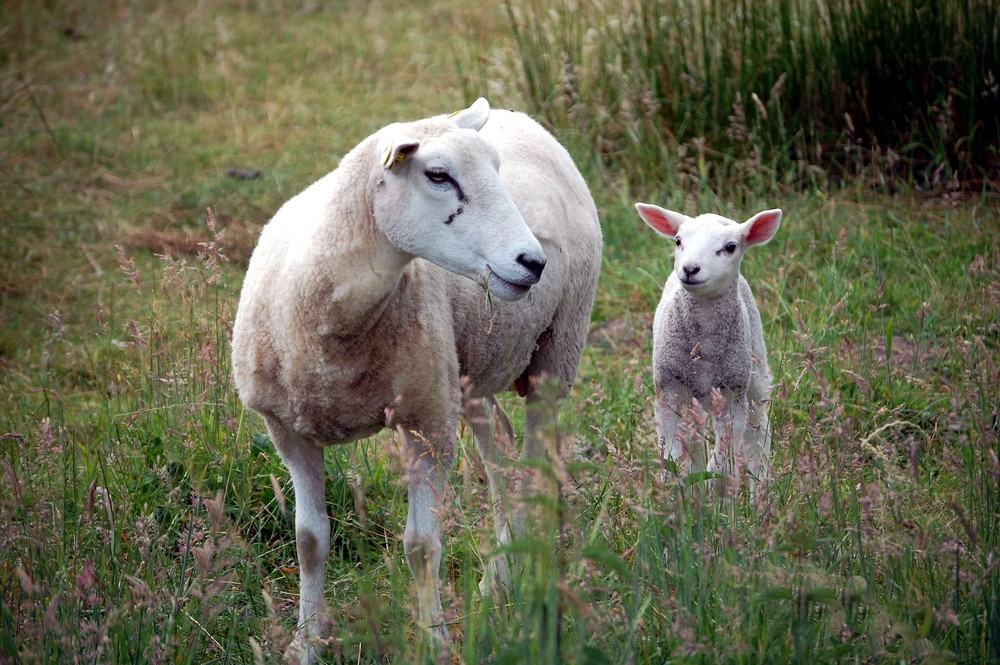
[231,98,602,662]
[634,203,781,499]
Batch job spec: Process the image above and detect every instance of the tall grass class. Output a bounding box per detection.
[477,0,1000,196]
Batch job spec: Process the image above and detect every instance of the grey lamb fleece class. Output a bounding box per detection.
[636,203,781,498]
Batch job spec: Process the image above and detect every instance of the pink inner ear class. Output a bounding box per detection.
[637,204,682,237]
[746,210,781,245]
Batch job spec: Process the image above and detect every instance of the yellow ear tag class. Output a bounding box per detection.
[394,150,407,165]
[380,145,394,168]
[448,108,463,118]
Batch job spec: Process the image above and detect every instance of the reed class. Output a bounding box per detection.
[485,0,1000,196]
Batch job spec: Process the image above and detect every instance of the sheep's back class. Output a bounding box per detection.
[441,110,601,398]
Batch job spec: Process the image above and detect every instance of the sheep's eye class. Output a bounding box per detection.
[426,169,451,185]
[724,241,738,254]
[674,237,682,247]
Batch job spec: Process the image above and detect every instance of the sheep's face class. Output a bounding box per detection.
[370,117,546,302]
[636,203,782,298]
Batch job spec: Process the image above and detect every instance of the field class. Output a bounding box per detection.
[2,1,997,663]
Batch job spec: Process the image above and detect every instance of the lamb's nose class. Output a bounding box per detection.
[683,264,700,278]
[517,252,546,281]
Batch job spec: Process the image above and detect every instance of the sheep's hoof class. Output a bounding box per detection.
[423,620,452,665]
[478,555,513,599]
[432,622,452,648]
[282,633,314,665]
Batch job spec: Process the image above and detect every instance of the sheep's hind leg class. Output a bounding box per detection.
[468,395,515,597]
[516,372,568,541]
[745,397,771,500]
[267,419,330,665]
[399,427,452,649]
[516,306,594,537]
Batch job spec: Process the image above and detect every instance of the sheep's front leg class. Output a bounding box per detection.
[657,393,711,501]
[708,397,747,498]
[468,395,515,596]
[268,420,329,665]
[514,389,546,540]
[400,429,452,649]
[654,392,683,471]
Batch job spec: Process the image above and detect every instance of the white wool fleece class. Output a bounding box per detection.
[232,99,602,662]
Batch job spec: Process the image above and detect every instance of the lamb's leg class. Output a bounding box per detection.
[748,350,774,500]
[708,397,747,499]
[745,397,771,499]
[399,428,452,649]
[468,395,515,596]
[654,392,683,471]
[268,419,329,665]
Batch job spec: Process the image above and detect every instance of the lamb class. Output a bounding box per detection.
[634,203,781,499]
[231,98,602,662]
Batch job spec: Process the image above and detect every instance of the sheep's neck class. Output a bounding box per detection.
[305,219,411,341]
[294,142,413,341]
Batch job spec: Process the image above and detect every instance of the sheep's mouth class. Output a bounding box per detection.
[485,269,535,301]
[680,277,705,288]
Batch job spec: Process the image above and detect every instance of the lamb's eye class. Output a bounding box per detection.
[426,169,451,185]
[675,237,682,247]
[724,241,738,254]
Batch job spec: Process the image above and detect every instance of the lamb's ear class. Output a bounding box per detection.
[743,208,782,246]
[379,137,420,171]
[450,97,491,131]
[635,202,687,238]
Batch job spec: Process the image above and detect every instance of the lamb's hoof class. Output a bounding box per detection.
[705,460,727,499]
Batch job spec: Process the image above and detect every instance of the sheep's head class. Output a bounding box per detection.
[635,203,781,298]
[369,98,546,302]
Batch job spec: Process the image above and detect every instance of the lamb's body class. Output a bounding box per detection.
[636,204,780,498]
[233,100,601,661]
[653,275,768,406]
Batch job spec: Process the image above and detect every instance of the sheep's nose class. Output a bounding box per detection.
[682,264,700,278]
[517,252,546,281]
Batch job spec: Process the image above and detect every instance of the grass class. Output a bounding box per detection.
[1,0,998,663]
[483,0,1000,196]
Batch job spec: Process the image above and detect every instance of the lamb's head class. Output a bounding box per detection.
[636,203,781,298]
[369,98,546,302]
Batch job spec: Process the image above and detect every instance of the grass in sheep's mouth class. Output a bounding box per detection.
[1,1,997,664]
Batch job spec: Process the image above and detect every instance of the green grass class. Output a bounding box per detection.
[484,0,1000,196]
[2,0,998,663]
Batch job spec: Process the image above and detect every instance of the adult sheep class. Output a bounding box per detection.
[232,98,602,661]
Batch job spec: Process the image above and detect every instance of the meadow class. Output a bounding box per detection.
[1,1,997,663]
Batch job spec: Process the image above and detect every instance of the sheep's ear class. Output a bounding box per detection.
[379,138,420,171]
[743,208,782,246]
[635,202,687,238]
[450,97,491,132]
